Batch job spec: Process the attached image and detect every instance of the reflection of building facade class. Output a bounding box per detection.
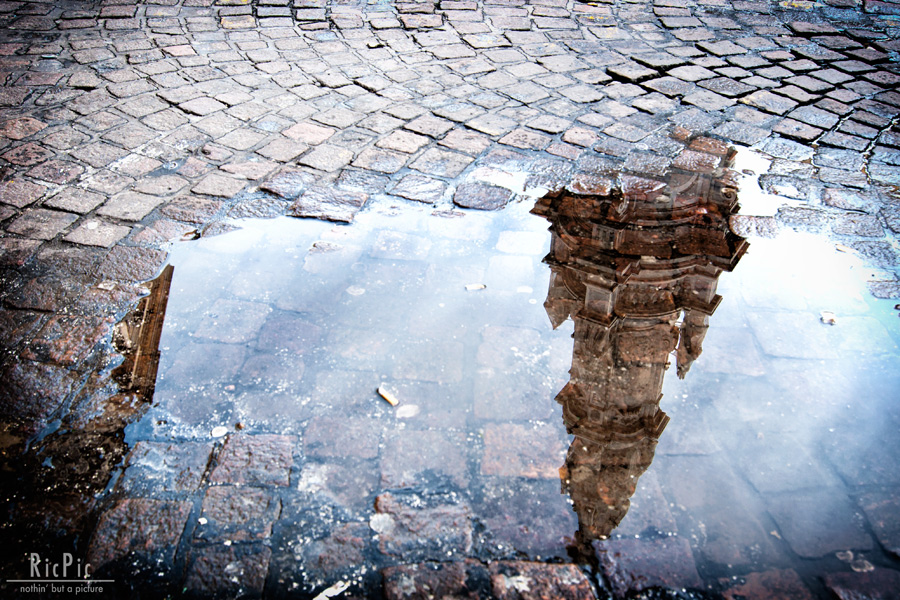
[532,138,748,551]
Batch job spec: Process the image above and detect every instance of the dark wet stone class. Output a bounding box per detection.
[850,241,900,269]
[194,298,271,344]
[721,569,814,600]
[259,168,316,199]
[0,361,79,432]
[296,460,379,510]
[372,492,473,559]
[823,188,879,213]
[87,498,192,569]
[489,562,595,600]
[209,433,295,487]
[195,485,280,542]
[824,570,900,600]
[380,428,468,489]
[288,186,368,223]
[0,179,47,208]
[383,560,490,600]
[597,537,703,599]
[21,314,110,366]
[304,416,381,459]
[97,246,169,283]
[856,489,900,558]
[159,196,224,224]
[184,544,271,598]
[766,489,873,558]
[301,522,370,580]
[119,441,212,494]
[453,182,513,210]
[478,477,577,558]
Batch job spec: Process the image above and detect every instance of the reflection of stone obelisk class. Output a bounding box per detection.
[532,137,748,550]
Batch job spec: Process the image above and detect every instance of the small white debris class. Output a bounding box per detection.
[395,404,420,419]
[465,283,486,291]
[313,581,351,600]
[820,311,837,325]
[211,426,229,438]
[346,286,366,296]
[198,517,208,525]
[97,282,116,291]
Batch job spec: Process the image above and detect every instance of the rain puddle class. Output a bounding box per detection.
[85,145,900,597]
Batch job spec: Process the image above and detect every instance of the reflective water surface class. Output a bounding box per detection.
[84,146,900,598]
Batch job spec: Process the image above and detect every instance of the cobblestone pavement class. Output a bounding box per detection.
[1,0,900,598]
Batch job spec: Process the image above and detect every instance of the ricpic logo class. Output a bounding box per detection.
[4,552,112,595]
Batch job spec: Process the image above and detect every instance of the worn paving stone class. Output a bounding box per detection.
[855,489,900,558]
[8,208,78,240]
[490,562,595,600]
[824,570,900,600]
[209,433,295,486]
[371,492,473,559]
[184,544,271,598]
[453,183,512,210]
[380,428,468,488]
[390,173,446,204]
[196,485,280,542]
[87,498,192,569]
[766,489,873,558]
[119,441,212,494]
[481,422,565,478]
[597,537,703,598]
[721,569,814,600]
[288,186,368,222]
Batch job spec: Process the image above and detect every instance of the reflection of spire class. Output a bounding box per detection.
[533,136,748,552]
[113,264,174,400]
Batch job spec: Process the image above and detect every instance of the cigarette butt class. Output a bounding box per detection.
[378,385,399,406]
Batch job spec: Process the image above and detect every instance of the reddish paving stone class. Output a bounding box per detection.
[288,186,368,222]
[255,313,321,354]
[352,146,409,173]
[766,489,873,558]
[0,361,80,432]
[0,179,47,208]
[159,195,224,223]
[304,416,381,459]
[97,245,168,282]
[87,498,192,569]
[210,433,295,486]
[96,191,165,222]
[64,219,131,247]
[390,173,447,204]
[1,142,53,166]
[184,544,271,598]
[380,428,468,488]
[722,569,814,600]
[856,489,900,558]
[301,521,370,580]
[7,208,77,240]
[0,117,47,140]
[371,492,473,558]
[481,422,565,478]
[43,187,106,213]
[490,562,595,600]
[453,183,512,210]
[259,168,316,199]
[410,148,474,178]
[21,314,110,366]
[383,560,490,600]
[596,537,703,598]
[119,441,213,494]
[195,485,280,542]
[194,298,271,344]
[297,144,353,172]
[192,172,247,197]
[825,570,900,600]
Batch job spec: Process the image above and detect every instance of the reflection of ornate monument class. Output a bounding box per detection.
[532,137,748,552]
